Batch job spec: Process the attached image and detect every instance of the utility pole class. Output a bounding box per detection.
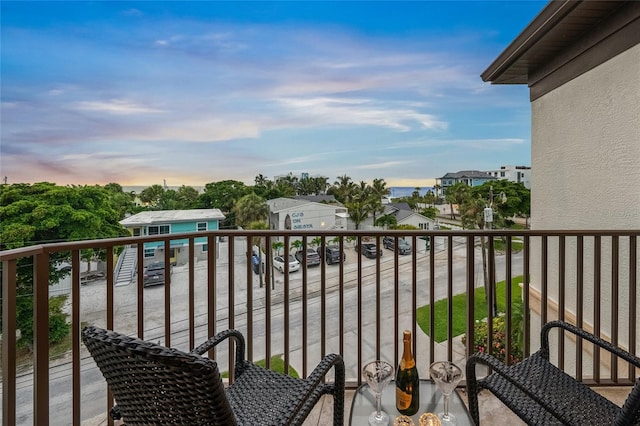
[483,186,500,317]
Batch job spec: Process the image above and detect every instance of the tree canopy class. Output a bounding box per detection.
[1,182,129,250]
[0,182,131,347]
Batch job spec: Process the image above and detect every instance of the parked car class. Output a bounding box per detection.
[317,245,346,265]
[143,261,171,287]
[272,255,301,273]
[294,248,321,266]
[356,243,383,259]
[382,236,412,255]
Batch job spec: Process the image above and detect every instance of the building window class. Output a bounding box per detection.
[500,171,506,177]
[144,248,155,258]
[132,228,141,237]
[202,244,208,252]
[197,222,207,232]
[148,224,170,235]
[419,223,430,230]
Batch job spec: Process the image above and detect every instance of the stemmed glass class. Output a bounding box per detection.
[362,360,394,426]
[429,361,463,425]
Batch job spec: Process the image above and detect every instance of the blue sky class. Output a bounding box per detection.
[1,1,545,187]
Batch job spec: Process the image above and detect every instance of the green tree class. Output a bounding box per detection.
[328,175,356,204]
[175,185,200,209]
[375,214,397,229]
[232,193,268,229]
[347,201,370,230]
[419,206,439,220]
[139,184,165,207]
[423,190,436,207]
[433,184,442,203]
[274,180,296,198]
[272,241,284,255]
[311,176,329,195]
[295,178,316,196]
[291,239,304,253]
[445,183,469,220]
[104,182,138,218]
[368,178,389,224]
[310,236,322,248]
[199,180,251,227]
[158,188,178,210]
[0,182,129,348]
[254,174,294,200]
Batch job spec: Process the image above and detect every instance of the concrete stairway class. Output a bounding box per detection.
[115,246,137,287]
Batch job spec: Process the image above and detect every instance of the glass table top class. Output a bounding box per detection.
[349,380,473,425]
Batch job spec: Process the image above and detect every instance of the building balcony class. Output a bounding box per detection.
[1,229,638,425]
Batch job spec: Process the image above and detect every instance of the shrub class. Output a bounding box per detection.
[17,294,70,349]
[464,315,523,364]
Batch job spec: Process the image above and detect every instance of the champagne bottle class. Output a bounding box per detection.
[396,330,420,416]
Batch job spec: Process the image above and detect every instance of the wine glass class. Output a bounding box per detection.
[429,361,463,425]
[362,360,394,426]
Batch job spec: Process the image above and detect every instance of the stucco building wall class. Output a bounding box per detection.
[531,43,640,231]
[528,44,640,367]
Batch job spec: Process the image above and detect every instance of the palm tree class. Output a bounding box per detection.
[328,175,356,204]
[295,178,319,196]
[433,183,442,202]
[368,178,389,224]
[272,241,284,255]
[291,239,304,253]
[347,201,370,230]
[374,214,397,229]
[310,236,322,248]
[232,193,269,228]
[275,180,296,198]
[312,176,329,195]
[445,183,468,220]
[424,190,436,207]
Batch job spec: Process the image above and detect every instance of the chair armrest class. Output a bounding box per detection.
[466,352,553,411]
[295,353,345,426]
[541,321,640,368]
[306,353,345,392]
[190,329,246,374]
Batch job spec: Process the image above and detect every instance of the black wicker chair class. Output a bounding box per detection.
[82,326,345,425]
[466,320,640,425]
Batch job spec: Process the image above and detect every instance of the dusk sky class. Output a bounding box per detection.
[1,1,545,188]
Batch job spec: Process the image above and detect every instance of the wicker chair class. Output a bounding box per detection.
[82,326,345,425]
[466,320,640,425]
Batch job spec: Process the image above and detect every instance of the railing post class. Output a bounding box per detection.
[2,258,17,426]
[33,251,50,425]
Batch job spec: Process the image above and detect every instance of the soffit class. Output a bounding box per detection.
[482,1,629,84]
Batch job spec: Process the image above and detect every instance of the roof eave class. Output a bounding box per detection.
[481,0,580,84]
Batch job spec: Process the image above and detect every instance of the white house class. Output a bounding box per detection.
[266,198,348,232]
[362,202,437,231]
[484,165,532,190]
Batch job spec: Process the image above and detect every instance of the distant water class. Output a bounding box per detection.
[389,186,434,198]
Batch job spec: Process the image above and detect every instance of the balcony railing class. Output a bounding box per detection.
[1,229,638,425]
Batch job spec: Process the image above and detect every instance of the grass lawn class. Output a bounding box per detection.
[492,237,524,252]
[416,276,524,342]
[221,355,300,378]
